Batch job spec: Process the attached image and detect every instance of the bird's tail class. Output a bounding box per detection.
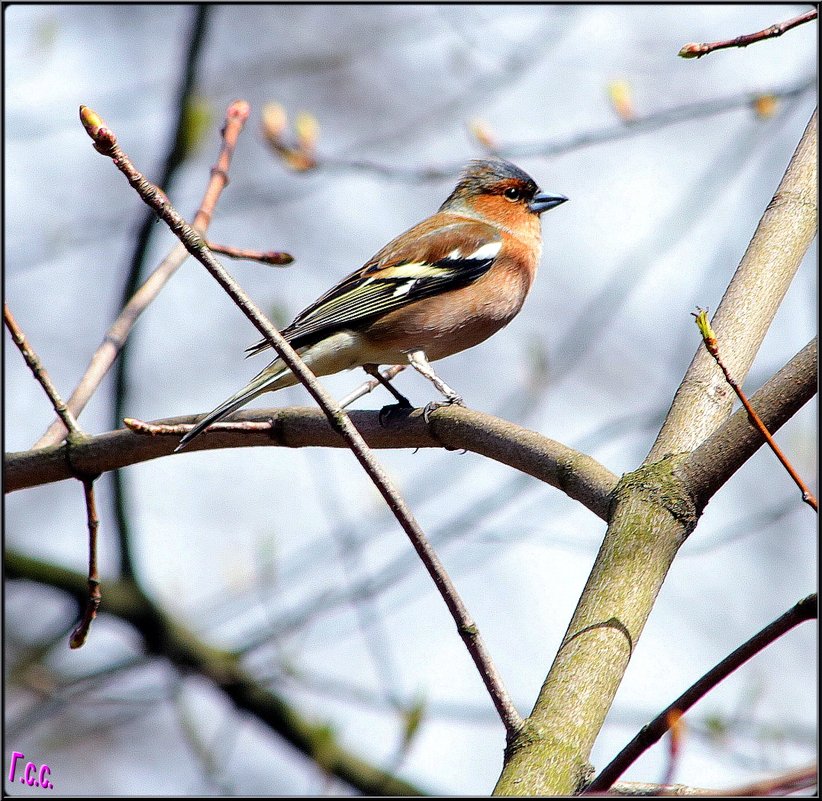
[175,359,291,451]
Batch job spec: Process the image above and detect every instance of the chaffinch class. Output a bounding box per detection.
[177,157,567,450]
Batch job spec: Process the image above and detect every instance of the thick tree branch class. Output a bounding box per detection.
[648,108,817,461]
[5,406,619,520]
[4,549,423,796]
[494,107,818,797]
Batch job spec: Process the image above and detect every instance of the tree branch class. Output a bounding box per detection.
[493,106,818,796]
[647,108,817,462]
[4,549,424,796]
[34,97,251,449]
[79,106,523,736]
[5,406,619,519]
[680,337,817,512]
[679,10,818,59]
[588,594,817,790]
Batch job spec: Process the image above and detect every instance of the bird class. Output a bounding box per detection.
[176,157,567,450]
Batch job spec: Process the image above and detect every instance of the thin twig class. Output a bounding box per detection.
[681,338,817,510]
[587,594,817,792]
[5,303,102,647]
[679,10,817,59]
[123,417,273,436]
[339,365,407,408]
[34,98,251,449]
[5,304,82,436]
[266,81,813,182]
[205,241,294,266]
[693,309,818,511]
[79,105,523,737]
[69,478,102,648]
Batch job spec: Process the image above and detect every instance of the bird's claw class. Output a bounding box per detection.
[378,401,413,427]
[422,395,465,423]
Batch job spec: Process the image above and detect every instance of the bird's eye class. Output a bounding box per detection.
[503,186,522,202]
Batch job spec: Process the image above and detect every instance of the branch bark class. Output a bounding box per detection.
[648,108,817,462]
[4,549,423,796]
[4,406,619,520]
[494,108,817,795]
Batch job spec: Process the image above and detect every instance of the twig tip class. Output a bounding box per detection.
[678,43,704,59]
[228,99,251,122]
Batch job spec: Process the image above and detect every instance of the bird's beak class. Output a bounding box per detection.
[529,191,569,214]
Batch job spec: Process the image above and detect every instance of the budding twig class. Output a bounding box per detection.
[80,104,523,737]
[693,308,817,512]
[679,10,817,59]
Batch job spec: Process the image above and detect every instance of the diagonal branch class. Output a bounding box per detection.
[5,406,619,519]
[647,108,817,462]
[4,549,424,796]
[5,303,101,647]
[679,337,817,511]
[79,106,522,737]
[679,10,818,59]
[588,594,817,790]
[34,98,252,449]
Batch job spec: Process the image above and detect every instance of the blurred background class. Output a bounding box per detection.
[4,4,817,795]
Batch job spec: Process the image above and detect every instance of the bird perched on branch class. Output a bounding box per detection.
[177,157,567,450]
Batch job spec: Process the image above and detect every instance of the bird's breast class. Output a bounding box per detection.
[360,264,534,362]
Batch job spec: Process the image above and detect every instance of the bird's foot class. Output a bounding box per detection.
[378,400,413,427]
[422,395,465,423]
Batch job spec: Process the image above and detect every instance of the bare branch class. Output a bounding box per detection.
[4,549,424,797]
[5,406,620,519]
[5,303,102,647]
[679,10,817,59]
[5,304,82,436]
[588,595,816,791]
[692,313,816,510]
[78,105,522,736]
[680,338,817,511]
[34,99,252,449]
[205,240,294,266]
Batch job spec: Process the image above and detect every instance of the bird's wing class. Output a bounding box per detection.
[245,217,502,356]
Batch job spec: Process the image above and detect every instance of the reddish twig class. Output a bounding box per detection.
[205,241,294,266]
[587,594,817,791]
[34,100,252,449]
[693,309,818,511]
[5,303,102,647]
[80,105,523,737]
[679,9,817,58]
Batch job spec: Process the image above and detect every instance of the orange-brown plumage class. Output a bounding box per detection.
[177,157,567,450]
